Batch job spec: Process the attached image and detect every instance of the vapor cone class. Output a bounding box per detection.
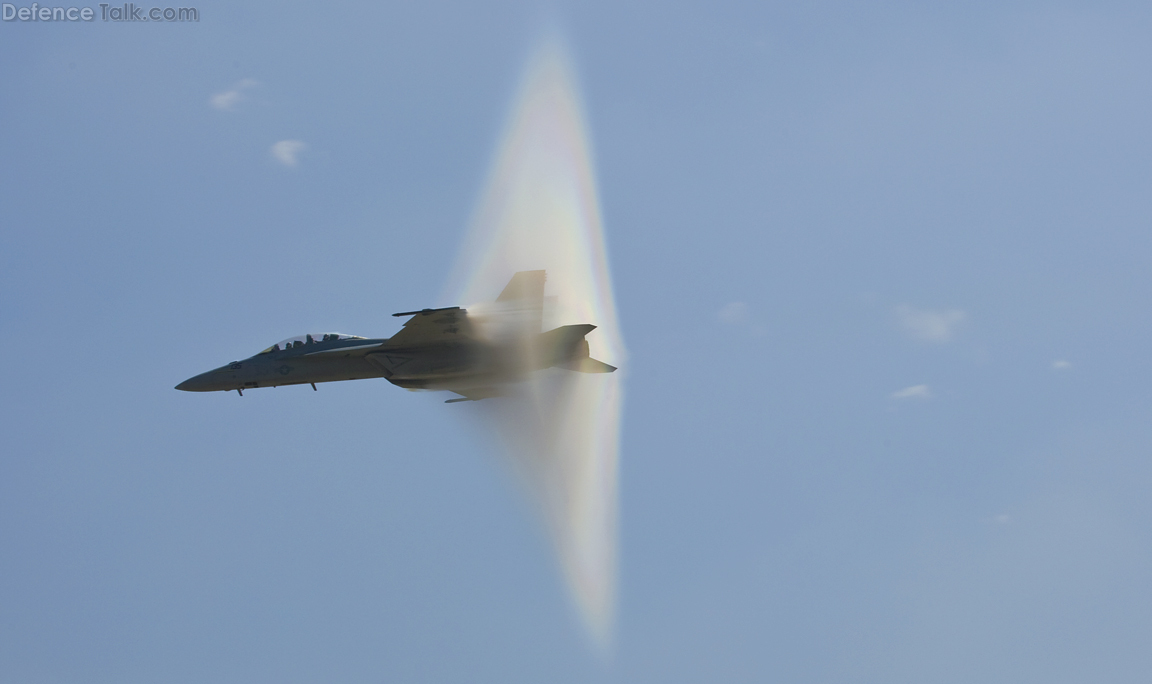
[444,38,625,647]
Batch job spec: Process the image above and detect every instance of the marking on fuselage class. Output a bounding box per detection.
[303,342,383,356]
[278,365,292,375]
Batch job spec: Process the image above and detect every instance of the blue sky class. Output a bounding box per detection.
[3,1,1152,682]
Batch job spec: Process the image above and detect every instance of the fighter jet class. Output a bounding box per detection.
[175,271,616,401]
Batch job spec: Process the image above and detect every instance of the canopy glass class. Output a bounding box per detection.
[258,333,366,354]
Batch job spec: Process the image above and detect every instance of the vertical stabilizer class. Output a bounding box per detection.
[494,270,545,334]
[496,270,546,303]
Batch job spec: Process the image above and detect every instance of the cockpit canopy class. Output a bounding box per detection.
[258,332,366,354]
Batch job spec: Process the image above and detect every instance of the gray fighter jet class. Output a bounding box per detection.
[175,271,616,401]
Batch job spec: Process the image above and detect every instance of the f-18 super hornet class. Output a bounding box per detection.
[175,271,616,401]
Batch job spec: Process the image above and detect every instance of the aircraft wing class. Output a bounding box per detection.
[386,307,474,347]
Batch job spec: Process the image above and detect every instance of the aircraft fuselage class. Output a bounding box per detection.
[176,272,616,401]
[175,329,577,397]
[175,336,392,393]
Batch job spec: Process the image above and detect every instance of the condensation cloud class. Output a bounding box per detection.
[444,38,625,648]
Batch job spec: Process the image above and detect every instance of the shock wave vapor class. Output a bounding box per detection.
[178,37,625,648]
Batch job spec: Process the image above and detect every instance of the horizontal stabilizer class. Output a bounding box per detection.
[557,357,617,373]
[538,323,596,349]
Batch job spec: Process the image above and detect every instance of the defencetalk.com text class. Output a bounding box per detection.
[3,3,199,21]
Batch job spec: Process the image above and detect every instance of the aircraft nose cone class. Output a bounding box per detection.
[175,375,205,391]
[176,369,226,392]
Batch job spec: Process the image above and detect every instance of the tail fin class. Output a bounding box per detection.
[497,270,546,302]
[495,270,545,334]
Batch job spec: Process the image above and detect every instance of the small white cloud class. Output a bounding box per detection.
[896,305,966,343]
[717,302,768,337]
[993,513,1011,525]
[210,78,258,111]
[1052,360,1071,370]
[718,302,749,325]
[891,384,931,400]
[270,140,307,167]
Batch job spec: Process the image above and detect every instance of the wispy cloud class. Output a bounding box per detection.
[1052,360,1071,370]
[270,140,307,167]
[896,305,966,343]
[210,78,258,111]
[891,384,931,400]
[717,302,766,337]
[718,302,749,324]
